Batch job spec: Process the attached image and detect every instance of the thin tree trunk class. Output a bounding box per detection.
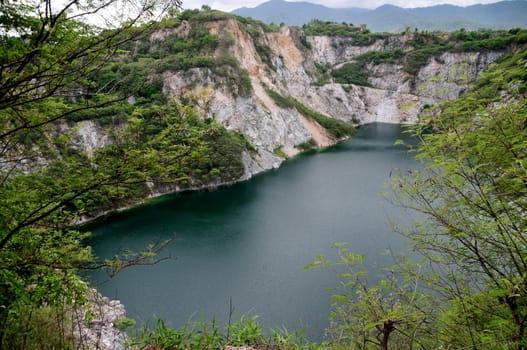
[380,320,396,350]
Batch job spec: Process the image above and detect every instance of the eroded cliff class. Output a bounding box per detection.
[153,18,503,175]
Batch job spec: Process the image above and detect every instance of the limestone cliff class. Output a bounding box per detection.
[53,18,507,188]
[155,19,503,175]
[1,16,511,212]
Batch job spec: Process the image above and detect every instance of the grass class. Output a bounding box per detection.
[132,316,321,350]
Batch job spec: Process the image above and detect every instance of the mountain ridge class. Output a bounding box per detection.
[231,0,527,32]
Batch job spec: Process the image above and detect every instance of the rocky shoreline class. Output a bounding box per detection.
[72,288,129,350]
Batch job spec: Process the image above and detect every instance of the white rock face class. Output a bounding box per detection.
[308,35,411,65]
[66,22,502,182]
[71,120,110,158]
[415,51,502,100]
[72,288,128,350]
[158,23,502,176]
[162,22,498,137]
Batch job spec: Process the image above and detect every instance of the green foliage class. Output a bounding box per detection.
[115,317,137,330]
[297,138,317,151]
[471,48,527,104]
[405,44,447,75]
[107,10,254,98]
[0,0,172,342]
[134,315,321,350]
[0,266,88,349]
[65,94,134,124]
[269,327,322,350]
[134,318,225,349]
[0,1,256,347]
[265,88,355,140]
[156,27,220,59]
[235,16,280,33]
[92,103,247,210]
[394,44,527,348]
[328,49,404,86]
[403,29,527,75]
[300,20,389,48]
[226,315,264,346]
[302,20,362,37]
[438,293,517,348]
[359,49,405,64]
[273,146,288,158]
[313,63,331,86]
[300,35,312,49]
[450,28,527,51]
[211,55,253,97]
[255,42,275,68]
[316,28,527,88]
[235,17,277,69]
[306,243,435,350]
[331,62,370,86]
[192,9,234,23]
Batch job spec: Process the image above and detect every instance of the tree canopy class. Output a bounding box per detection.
[0,0,187,347]
[392,47,527,349]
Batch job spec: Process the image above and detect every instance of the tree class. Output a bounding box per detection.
[306,243,435,350]
[0,0,181,347]
[394,48,527,349]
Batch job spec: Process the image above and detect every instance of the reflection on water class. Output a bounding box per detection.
[86,123,418,340]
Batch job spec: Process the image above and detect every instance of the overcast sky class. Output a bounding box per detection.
[181,0,503,12]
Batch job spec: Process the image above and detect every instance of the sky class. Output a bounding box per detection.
[181,0,504,12]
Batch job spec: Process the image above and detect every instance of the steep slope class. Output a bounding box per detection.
[153,13,516,174]
[45,10,527,211]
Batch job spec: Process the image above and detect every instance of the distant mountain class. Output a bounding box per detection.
[231,0,527,32]
[232,0,367,26]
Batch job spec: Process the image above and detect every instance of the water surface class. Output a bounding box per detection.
[87,123,418,340]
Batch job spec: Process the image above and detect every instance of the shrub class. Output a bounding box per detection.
[297,138,317,151]
[331,62,369,86]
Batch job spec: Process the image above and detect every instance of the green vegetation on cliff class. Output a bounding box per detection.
[300,20,387,46]
[265,88,355,140]
[313,27,527,86]
[1,2,526,348]
[112,10,253,98]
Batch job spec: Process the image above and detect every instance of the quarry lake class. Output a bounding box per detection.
[86,123,419,340]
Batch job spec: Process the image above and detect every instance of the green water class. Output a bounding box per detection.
[86,123,418,340]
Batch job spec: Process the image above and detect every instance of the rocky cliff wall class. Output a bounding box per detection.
[157,20,502,174]
[59,20,503,183]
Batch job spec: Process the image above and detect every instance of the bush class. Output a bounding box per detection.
[404,45,446,75]
[297,138,317,151]
[300,35,312,49]
[359,49,405,64]
[331,62,369,86]
[301,20,362,37]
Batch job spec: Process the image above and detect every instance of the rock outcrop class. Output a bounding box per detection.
[157,20,502,174]
[72,288,128,350]
[57,20,504,184]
